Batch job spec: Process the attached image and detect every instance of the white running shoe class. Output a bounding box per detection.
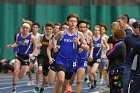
[27,81,35,86]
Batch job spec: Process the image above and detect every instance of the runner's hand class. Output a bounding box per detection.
[88,55,93,62]
[49,58,55,64]
[78,48,83,53]
[29,54,34,59]
[7,44,12,48]
[73,37,80,44]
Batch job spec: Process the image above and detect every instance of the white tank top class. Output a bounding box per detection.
[31,32,41,56]
[101,35,108,58]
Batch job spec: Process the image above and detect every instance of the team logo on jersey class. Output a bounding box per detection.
[94,43,102,47]
[19,39,29,46]
[64,39,73,42]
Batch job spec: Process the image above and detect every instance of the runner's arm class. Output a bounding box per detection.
[88,35,94,61]
[30,35,37,56]
[78,32,89,50]
[7,34,19,48]
[52,31,63,49]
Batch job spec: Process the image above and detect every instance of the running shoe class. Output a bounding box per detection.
[27,81,34,86]
[40,88,44,93]
[34,87,39,93]
[89,83,97,92]
[89,85,95,92]
[85,77,88,82]
[94,80,97,88]
[66,85,72,93]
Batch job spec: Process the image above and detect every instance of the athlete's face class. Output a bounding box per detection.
[32,25,39,33]
[79,23,87,33]
[94,27,100,35]
[54,25,60,33]
[100,27,106,35]
[68,17,78,29]
[22,26,30,34]
[61,25,69,31]
[45,26,53,35]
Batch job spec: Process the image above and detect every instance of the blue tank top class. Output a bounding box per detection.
[78,35,88,60]
[17,33,33,56]
[93,36,102,59]
[57,30,79,59]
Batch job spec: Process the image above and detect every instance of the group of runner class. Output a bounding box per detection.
[6,13,140,93]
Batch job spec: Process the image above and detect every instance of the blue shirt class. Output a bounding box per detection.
[17,33,33,56]
[57,31,79,59]
[93,36,102,59]
[78,35,88,60]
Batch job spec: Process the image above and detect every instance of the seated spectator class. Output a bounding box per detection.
[0,59,14,73]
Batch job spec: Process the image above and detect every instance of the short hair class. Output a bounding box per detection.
[45,23,54,28]
[22,18,33,27]
[84,19,90,25]
[33,22,40,28]
[61,22,68,26]
[113,28,126,39]
[77,20,88,28]
[123,14,130,24]
[67,14,79,21]
[54,23,61,27]
[93,25,101,31]
[118,15,128,23]
[100,23,108,31]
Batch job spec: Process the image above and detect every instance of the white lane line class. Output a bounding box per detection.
[0,81,30,85]
[0,77,36,81]
[0,85,27,90]
[0,80,42,85]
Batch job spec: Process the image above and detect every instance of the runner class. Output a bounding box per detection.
[52,14,89,93]
[27,22,41,86]
[99,24,109,86]
[65,20,93,93]
[34,23,54,93]
[75,20,93,93]
[87,25,108,91]
[7,22,37,93]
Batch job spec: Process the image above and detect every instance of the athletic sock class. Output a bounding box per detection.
[13,84,16,91]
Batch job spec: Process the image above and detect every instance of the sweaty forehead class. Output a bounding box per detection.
[69,17,77,21]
